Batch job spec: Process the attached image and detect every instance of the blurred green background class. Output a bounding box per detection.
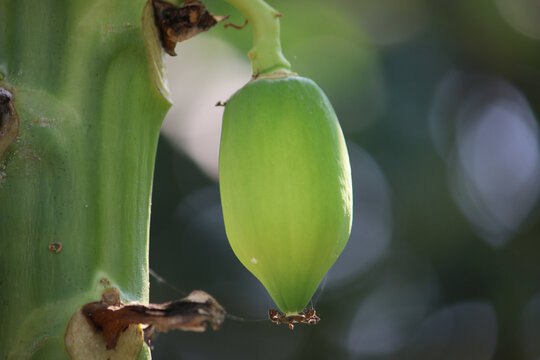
[148,0,540,359]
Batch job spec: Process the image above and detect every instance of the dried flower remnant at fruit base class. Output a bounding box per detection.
[269,308,321,330]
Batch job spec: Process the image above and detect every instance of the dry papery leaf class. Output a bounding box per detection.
[152,0,228,56]
[82,288,226,350]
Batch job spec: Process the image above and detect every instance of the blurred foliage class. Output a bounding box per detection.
[149,0,540,359]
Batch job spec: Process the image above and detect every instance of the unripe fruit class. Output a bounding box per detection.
[219,75,352,315]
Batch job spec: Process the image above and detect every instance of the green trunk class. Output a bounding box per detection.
[0,0,170,358]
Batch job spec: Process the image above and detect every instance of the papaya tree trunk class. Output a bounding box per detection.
[0,0,171,358]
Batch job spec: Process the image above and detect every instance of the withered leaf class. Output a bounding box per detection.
[82,290,226,350]
[152,0,228,56]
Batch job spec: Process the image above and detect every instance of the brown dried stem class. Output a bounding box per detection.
[82,289,226,350]
[152,0,229,56]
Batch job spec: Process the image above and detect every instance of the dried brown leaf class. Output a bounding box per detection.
[82,289,226,350]
[152,0,228,56]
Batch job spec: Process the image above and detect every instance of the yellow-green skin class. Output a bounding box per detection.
[219,76,352,315]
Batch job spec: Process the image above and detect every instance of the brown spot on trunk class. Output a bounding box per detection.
[152,0,228,56]
[33,117,54,125]
[224,19,248,30]
[48,241,63,254]
[0,88,19,161]
[82,289,226,350]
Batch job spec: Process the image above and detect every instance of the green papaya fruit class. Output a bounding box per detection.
[219,75,352,315]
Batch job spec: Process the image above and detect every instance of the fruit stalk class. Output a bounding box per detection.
[225,0,291,76]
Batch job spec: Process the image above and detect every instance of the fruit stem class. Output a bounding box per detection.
[225,0,292,76]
